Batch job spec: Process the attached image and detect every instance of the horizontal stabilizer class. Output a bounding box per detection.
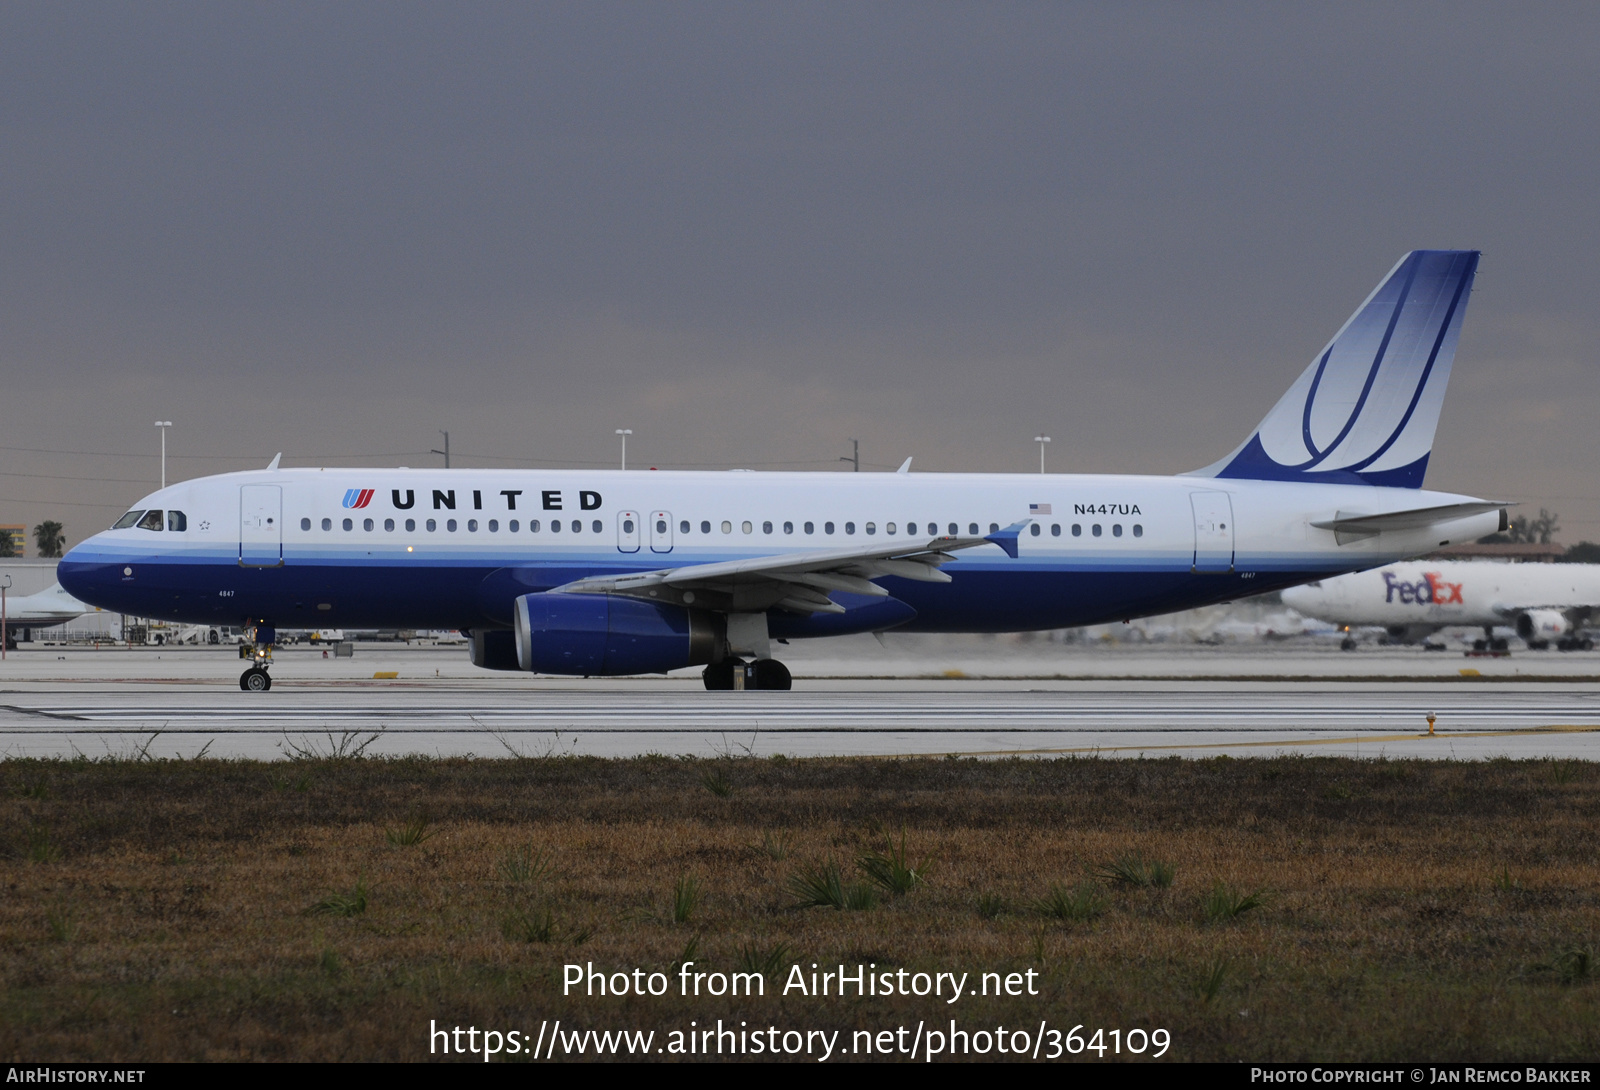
[1311,501,1509,545]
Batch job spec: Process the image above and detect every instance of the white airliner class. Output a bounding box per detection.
[59,250,1507,691]
[1282,560,1600,651]
[1,583,92,642]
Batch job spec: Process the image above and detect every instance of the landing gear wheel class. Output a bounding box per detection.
[1490,637,1509,652]
[1340,638,1356,651]
[1583,638,1595,652]
[702,661,736,691]
[240,667,272,692]
[752,659,792,691]
[1472,638,1488,651]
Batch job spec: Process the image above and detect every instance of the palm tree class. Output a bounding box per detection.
[33,520,65,558]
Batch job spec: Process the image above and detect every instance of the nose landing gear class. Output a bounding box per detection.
[239,623,276,692]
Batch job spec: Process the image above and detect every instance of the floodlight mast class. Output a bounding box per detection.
[1034,435,1051,474]
[155,422,172,488]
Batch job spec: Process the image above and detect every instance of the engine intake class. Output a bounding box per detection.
[513,592,717,676]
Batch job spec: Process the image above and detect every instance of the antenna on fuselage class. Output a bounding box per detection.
[266,453,282,470]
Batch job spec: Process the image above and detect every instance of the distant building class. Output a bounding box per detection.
[1425,542,1566,562]
[0,525,24,557]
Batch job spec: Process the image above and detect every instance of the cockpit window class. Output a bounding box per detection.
[167,511,187,532]
[136,510,164,531]
[113,510,146,530]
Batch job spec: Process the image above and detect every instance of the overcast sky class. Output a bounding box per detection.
[3,2,1597,551]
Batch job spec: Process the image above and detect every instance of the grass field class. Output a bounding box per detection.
[2,750,1597,1062]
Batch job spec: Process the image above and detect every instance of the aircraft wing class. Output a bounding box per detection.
[1311,501,1509,545]
[557,522,1029,614]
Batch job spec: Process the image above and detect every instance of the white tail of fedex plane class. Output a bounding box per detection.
[1194,249,1480,488]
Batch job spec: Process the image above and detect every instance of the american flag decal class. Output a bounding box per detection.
[1029,503,1052,515]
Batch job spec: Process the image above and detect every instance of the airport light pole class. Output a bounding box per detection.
[1,575,9,662]
[431,430,450,468]
[155,421,172,489]
[1034,435,1051,474]
[615,429,632,471]
[840,439,859,472]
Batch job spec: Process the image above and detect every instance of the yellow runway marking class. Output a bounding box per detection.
[873,723,1600,759]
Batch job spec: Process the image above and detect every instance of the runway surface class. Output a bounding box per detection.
[4,683,1600,761]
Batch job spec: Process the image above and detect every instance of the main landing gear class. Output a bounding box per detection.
[702,659,792,691]
[239,623,276,692]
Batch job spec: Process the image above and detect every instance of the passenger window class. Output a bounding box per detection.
[1051,524,1061,537]
[742,521,753,534]
[426,518,437,532]
[137,510,164,531]
[762,521,773,534]
[864,522,875,535]
[301,517,311,531]
[1029,524,1040,536]
[574,520,583,533]
[1133,524,1143,537]
[989,523,999,534]
[406,518,417,532]
[467,519,478,532]
[384,518,395,531]
[886,522,896,534]
[950,523,959,535]
[488,519,499,532]
[1072,524,1081,536]
[845,522,856,535]
[701,521,711,534]
[321,517,332,531]
[168,511,187,531]
[1092,524,1102,537]
[529,520,539,532]
[343,518,353,531]
[592,520,601,533]
[824,522,835,534]
[550,519,560,532]
[656,520,667,534]
[447,519,458,532]
[906,523,917,535]
[783,521,793,534]
[967,523,978,535]
[804,522,814,534]
[679,520,689,534]
[113,510,145,530]
[363,518,374,531]
[509,519,519,532]
[624,519,635,534]
[1112,524,1122,537]
[721,521,732,534]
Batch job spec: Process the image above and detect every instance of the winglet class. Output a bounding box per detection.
[266,453,282,470]
[896,457,913,474]
[985,519,1030,559]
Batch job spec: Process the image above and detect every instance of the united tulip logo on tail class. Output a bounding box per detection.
[1382,571,1464,605]
[342,488,375,509]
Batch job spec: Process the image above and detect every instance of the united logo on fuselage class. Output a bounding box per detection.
[342,489,376,510]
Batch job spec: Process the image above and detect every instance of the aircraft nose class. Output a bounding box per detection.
[57,537,121,610]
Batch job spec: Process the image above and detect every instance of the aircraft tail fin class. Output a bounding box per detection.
[1192,249,1480,488]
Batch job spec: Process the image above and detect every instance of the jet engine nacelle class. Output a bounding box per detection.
[512,592,718,676]
[1515,609,1570,641]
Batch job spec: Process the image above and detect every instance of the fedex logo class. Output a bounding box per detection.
[342,489,375,509]
[1382,571,1464,605]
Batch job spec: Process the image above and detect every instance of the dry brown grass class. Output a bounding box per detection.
[2,753,1598,1061]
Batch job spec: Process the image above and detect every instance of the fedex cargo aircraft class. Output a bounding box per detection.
[58,250,1506,690]
[1283,560,1600,651]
